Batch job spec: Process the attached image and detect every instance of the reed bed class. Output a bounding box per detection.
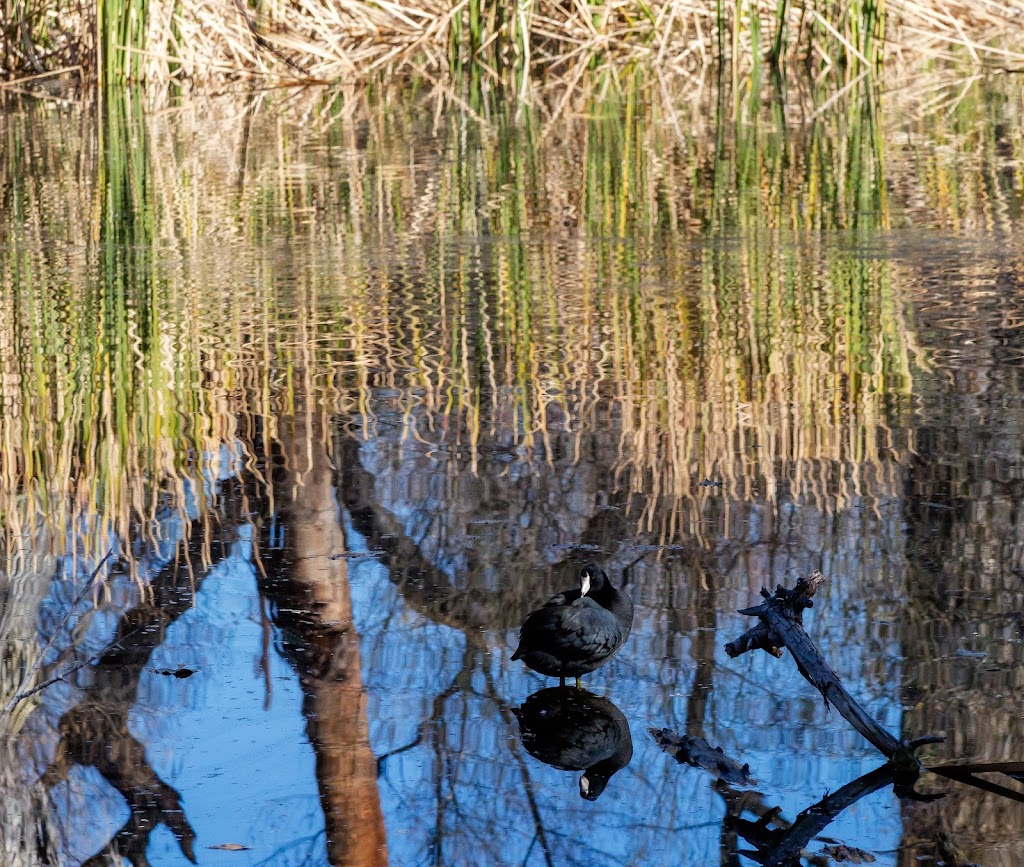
[1,0,1023,86]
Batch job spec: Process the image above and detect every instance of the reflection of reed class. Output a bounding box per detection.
[0,82,1017,646]
[0,77,1012,716]
[5,80,1021,580]
[341,83,927,536]
[0,80,1022,860]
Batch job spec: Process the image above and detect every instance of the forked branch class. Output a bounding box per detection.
[725,571,943,773]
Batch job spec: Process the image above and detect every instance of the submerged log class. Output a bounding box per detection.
[725,571,943,772]
[649,728,754,787]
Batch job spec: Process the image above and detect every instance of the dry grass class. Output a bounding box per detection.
[1,0,1023,86]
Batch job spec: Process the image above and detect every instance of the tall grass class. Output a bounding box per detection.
[1,0,1023,86]
[97,0,147,82]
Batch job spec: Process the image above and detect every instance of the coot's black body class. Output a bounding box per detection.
[513,687,633,800]
[512,565,633,680]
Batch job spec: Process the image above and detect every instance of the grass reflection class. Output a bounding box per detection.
[0,76,1022,863]
[1,77,1020,647]
[0,76,1015,647]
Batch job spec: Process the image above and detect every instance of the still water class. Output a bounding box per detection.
[1,80,1024,866]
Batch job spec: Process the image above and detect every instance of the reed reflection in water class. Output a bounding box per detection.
[0,78,1023,865]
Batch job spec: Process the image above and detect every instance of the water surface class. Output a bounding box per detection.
[2,81,1024,866]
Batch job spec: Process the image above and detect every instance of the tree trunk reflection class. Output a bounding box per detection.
[266,407,388,867]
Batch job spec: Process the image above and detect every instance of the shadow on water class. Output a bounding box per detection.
[1,74,1024,865]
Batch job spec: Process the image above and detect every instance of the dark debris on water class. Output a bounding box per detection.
[649,727,754,786]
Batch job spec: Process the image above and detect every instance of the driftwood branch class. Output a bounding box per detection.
[649,728,754,786]
[930,762,1024,805]
[726,571,943,772]
[724,765,937,867]
[719,758,1024,866]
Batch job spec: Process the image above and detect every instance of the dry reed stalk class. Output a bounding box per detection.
[2,0,1024,85]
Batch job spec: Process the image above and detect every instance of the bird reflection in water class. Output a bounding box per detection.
[513,687,633,800]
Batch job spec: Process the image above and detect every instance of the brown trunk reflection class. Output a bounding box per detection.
[265,406,388,867]
[38,484,250,864]
[895,274,1024,866]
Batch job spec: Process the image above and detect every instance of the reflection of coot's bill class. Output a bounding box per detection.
[513,687,633,800]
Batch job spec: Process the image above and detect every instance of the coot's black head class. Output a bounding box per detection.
[579,564,610,598]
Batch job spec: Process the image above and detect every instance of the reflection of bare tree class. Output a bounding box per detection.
[337,410,699,636]
[898,266,1024,865]
[40,485,248,865]
[34,400,390,867]
[260,409,387,866]
[336,422,605,631]
[0,531,59,865]
[339,395,914,863]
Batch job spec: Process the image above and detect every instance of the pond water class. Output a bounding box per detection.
[1,79,1024,866]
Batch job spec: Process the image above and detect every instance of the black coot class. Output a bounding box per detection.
[512,564,633,686]
[513,687,633,800]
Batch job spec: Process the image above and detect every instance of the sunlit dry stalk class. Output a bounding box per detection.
[3,0,1024,85]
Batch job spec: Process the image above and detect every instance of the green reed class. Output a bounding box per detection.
[97,0,148,83]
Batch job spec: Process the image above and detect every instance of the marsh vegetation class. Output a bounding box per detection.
[1,0,1023,87]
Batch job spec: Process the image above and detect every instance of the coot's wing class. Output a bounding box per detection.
[511,587,582,660]
[514,598,621,662]
[541,587,582,608]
